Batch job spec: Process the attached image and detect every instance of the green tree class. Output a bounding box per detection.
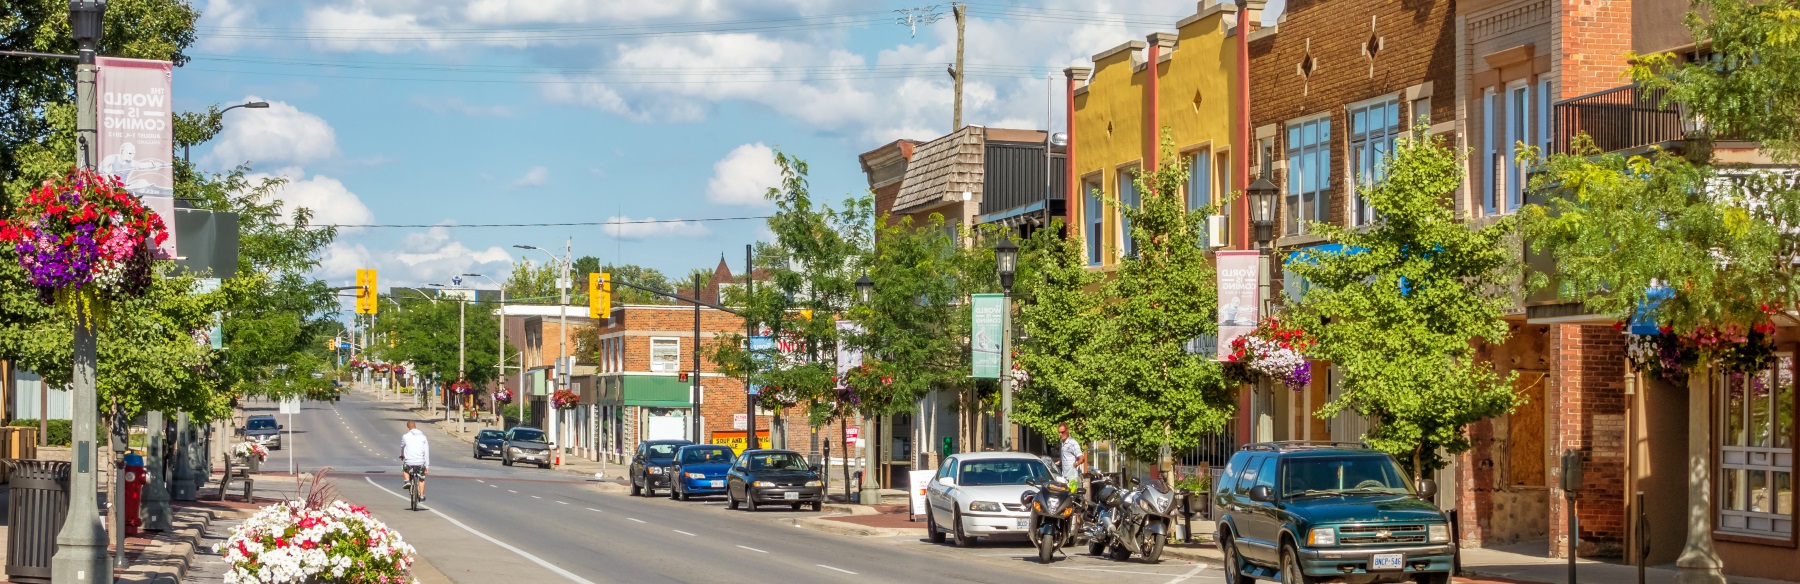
[1290,128,1521,474]
[503,259,559,305]
[1011,222,1104,441]
[842,214,971,425]
[374,294,500,388]
[1524,0,1800,341]
[1078,134,1235,466]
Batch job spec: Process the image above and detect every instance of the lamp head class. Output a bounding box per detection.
[69,1,107,54]
[855,274,874,304]
[994,235,1019,291]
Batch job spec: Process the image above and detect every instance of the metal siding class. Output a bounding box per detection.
[979,144,1067,216]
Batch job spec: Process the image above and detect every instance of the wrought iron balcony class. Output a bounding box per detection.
[1553,84,1692,155]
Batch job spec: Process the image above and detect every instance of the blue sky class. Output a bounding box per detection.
[174,0,1284,304]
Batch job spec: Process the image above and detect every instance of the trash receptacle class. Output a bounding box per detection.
[6,460,71,584]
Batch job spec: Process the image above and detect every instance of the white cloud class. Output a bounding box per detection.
[602,216,711,241]
[257,171,377,228]
[205,97,339,167]
[706,143,781,206]
[511,166,550,188]
[411,96,514,117]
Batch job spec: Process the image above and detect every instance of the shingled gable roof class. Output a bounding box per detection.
[892,125,987,214]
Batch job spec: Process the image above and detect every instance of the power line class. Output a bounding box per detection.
[182,66,1051,85]
[314,215,772,229]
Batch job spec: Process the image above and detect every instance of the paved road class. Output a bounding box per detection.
[249,391,1223,584]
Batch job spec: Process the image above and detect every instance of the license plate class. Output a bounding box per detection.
[784,492,799,500]
[1370,553,1404,571]
[709,480,724,488]
[1016,518,1028,528]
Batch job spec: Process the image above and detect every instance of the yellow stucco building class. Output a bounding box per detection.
[1068,0,1240,268]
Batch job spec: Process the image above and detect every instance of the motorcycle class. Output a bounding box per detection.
[1020,476,1078,564]
[1083,472,1176,563]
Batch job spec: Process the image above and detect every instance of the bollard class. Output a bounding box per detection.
[5,460,71,584]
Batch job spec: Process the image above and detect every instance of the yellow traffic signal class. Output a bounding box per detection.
[601,272,612,316]
[365,269,378,315]
[354,269,370,314]
[588,272,613,319]
[327,338,336,351]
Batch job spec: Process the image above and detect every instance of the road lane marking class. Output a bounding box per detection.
[531,495,542,499]
[672,530,696,537]
[508,490,517,493]
[585,508,602,513]
[490,484,498,488]
[362,477,595,584]
[817,565,856,575]
[1053,566,1184,577]
[556,501,568,505]
[1163,563,1207,584]
[476,479,484,483]
[627,518,646,524]
[737,545,768,554]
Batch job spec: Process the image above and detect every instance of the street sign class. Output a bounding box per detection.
[909,470,935,516]
[846,427,861,446]
[710,430,771,455]
[733,413,747,430]
[339,342,352,349]
[278,398,299,415]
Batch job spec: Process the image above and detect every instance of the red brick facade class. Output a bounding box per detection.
[1546,324,1628,556]
[1557,0,1634,99]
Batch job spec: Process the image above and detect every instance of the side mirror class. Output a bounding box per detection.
[733,466,748,473]
[277,424,284,430]
[938,476,955,487]
[1416,479,1438,499]
[809,464,822,473]
[1249,485,1276,503]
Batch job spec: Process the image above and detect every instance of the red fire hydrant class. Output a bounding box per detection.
[124,452,146,536]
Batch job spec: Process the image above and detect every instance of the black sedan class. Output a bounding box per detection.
[473,429,505,460]
[726,449,824,512]
[502,427,552,469]
[629,439,693,497]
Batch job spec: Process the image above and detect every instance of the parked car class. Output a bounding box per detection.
[725,449,824,512]
[1214,442,1454,584]
[242,415,282,450]
[924,452,1051,547]
[473,429,505,460]
[668,444,737,501]
[629,439,693,497]
[501,427,552,469]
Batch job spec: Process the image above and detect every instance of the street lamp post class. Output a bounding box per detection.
[852,275,879,504]
[516,242,571,464]
[182,101,268,164]
[1245,175,1279,443]
[993,236,1019,452]
[465,273,506,427]
[55,2,114,580]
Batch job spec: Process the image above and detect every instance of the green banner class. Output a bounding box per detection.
[971,293,1004,378]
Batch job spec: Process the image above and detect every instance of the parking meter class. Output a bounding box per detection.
[1561,449,1582,583]
[110,404,128,454]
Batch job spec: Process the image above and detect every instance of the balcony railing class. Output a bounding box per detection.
[1553,84,1691,155]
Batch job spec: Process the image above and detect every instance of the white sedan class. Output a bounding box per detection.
[925,452,1056,547]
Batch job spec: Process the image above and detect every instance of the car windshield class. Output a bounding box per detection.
[648,444,683,458]
[680,447,734,464]
[510,429,546,442]
[477,430,503,440]
[1281,456,1414,498]
[246,419,276,431]
[957,458,1051,486]
[747,452,810,471]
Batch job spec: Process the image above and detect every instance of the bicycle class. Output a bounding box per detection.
[403,464,425,511]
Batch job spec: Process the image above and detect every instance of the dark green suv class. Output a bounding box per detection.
[1214,442,1454,584]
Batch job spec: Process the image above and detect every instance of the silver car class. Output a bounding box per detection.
[243,415,281,450]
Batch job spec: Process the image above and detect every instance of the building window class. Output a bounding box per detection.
[1187,149,1213,244]
[649,337,680,373]
[1348,97,1401,227]
[1119,168,1140,258]
[1505,81,1531,212]
[1483,88,1498,215]
[1538,78,1553,155]
[1217,151,1233,247]
[1285,115,1331,235]
[1718,355,1796,541]
[1084,178,1103,266]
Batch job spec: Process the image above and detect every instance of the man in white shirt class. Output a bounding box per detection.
[401,421,430,501]
[1058,422,1085,479]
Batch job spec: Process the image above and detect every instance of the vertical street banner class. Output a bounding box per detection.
[1215,250,1262,358]
[194,278,223,349]
[835,320,862,389]
[746,335,774,396]
[95,57,176,259]
[971,293,1004,378]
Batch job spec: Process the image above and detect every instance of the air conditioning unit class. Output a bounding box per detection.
[1207,215,1227,249]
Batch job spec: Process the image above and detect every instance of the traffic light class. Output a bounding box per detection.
[327,338,336,351]
[354,269,379,314]
[365,269,378,315]
[678,371,689,382]
[588,272,612,319]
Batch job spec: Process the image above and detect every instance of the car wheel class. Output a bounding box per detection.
[503,455,513,467]
[810,501,822,512]
[1222,535,1253,584]
[473,448,480,460]
[1281,542,1316,584]
[671,485,683,501]
[747,494,760,512]
[951,510,975,548]
[540,463,550,469]
[629,474,640,496]
[926,509,946,544]
[645,485,656,498]
[727,487,740,510]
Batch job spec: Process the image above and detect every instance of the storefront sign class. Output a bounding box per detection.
[709,430,771,455]
[96,57,176,259]
[971,293,1004,378]
[1216,250,1262,358]
[909,469,935,516]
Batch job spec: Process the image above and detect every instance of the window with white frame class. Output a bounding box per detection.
[1505,81,1531,212]
[1348,97,1401,227]
[1483,88,1499,215]
[1187,149,1213,244]
[649,337,680,373]
[1217,151,1233,246]
[1286,115,1331,235]
[1718,354,1796,540]
[1538,78,1553,156]
[1084,178,1103,266]
[1119,168,1140,258]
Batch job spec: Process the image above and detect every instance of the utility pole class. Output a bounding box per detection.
[53,1,113,579]
[556,238,570,462]
[952,3,966,131]
[691,273,704,443]
[744,245,758,450]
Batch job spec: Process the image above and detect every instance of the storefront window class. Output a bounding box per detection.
[1718,355,1796,541]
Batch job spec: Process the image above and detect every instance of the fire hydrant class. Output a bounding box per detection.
[124,452,146,536]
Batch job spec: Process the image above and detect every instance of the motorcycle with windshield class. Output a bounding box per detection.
[1082,471,1177,563]
[1020,475,1079,563]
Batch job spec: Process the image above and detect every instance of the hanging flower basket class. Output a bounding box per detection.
[1226,316,1314,390]
[0,168,166,326]
[450,380,474,395]
[492,389,512,404]
[214,500,416,584]
[550,389,579,410]
[233,442,269,464]
[1625,317,1778,383]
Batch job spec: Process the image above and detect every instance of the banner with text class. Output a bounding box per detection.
[195,278,223,349]
[710,430,771,455]
[1216,250,1262,358]
[96,57,175,259]
[971,293,1004,378]
[835,320,862,389]
[746,335,774,396]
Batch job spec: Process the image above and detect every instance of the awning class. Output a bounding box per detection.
[619,375,693,408]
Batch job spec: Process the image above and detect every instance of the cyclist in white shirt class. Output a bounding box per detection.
[401,421,430,501]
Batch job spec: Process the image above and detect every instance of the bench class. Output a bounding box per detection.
[218,457,256,502]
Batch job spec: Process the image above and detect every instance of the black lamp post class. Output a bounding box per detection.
[855,274,874,304]
[994,235,1019,292]
[993,234,1019,450]
[1247,175,1279,250]
[70,1,106,59]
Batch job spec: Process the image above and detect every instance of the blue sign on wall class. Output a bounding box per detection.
[747,335,775,395]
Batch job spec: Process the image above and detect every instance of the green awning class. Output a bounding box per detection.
[621,375,692,407]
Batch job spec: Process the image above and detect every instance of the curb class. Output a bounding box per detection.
[790,515,926,538]
[1160,544,1225,568]
[822,503,880,516]
[115,506,218,584]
